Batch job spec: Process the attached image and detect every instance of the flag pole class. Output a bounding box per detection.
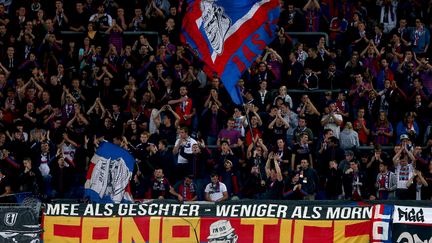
[234,85,256,150]
[235,85,263,181]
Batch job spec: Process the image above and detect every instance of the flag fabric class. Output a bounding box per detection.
[84,142,134,203]
[181,0,280,104]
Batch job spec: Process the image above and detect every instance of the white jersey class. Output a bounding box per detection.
[62,143,76,167]
[174,137,197,164]
[205,182,228,202]
[321,113,343,138]
[395,163,414,189]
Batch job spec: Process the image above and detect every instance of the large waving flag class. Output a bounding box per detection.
[181,0,280,104]
[85,142,134,203]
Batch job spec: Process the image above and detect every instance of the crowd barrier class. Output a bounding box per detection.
[59,31,328,47]
[39,200,432,243]
[60,31,161,47]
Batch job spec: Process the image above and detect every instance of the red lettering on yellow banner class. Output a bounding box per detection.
[121,218,147,243]
[240,218,279,243]
[293,220,332,243]
[43,216,374,243]
[333,220,370,243]
[161,217,200,243]
[43,216,81,243]
[82,217,120,243]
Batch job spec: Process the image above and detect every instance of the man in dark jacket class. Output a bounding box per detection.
[325,160,343,199]
[297,159,319,200]
[343,160,368,200]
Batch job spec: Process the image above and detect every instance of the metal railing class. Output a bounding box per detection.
[286,32,329,46]
[60,31,161,46]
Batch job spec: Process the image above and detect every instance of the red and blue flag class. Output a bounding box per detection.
[181,0,280,104]
[85,142,134,203]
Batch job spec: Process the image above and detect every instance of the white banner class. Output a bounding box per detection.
[393,206,432,224]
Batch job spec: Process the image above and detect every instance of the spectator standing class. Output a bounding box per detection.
[325,160,343,199]
[393,146,416,200]
[69,2,89,32]
[339,122,360,150]
[375,161,397,200]
[293,116,313,145]
[291,133,313,171]
[297,159,318,200]
[168,86,195,128]
[173,127,197,179]
[320,102,343,138]
[353,108,371,145]
[410,19,430,54]
[19,157,43,196]
[89,4,113,31]
[343,160,367,200]
[406,170,429,200]
[263,152,283,199]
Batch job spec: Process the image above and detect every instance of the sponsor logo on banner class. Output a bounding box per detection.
[4,212,17,226]
[393,206,432,224]
[392,205,432,243]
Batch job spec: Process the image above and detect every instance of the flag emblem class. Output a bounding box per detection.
[182,0,280,104]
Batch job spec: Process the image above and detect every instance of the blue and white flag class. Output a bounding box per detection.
[85,142,134,203]
[181,0,280,104]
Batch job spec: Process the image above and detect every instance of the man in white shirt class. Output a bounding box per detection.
[393,145,415,200]
[173,127,197,179]
[89,4,112,31]
[321,102,343,138]
[205,172,229,202]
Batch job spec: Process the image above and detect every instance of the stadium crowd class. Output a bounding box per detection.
[0,0,431,203]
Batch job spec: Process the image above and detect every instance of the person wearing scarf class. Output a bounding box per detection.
[375,162,397,199]
[205,172,228,202]
[343,160,367,200]
[177,175,197,201]
[411,19,430,54]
